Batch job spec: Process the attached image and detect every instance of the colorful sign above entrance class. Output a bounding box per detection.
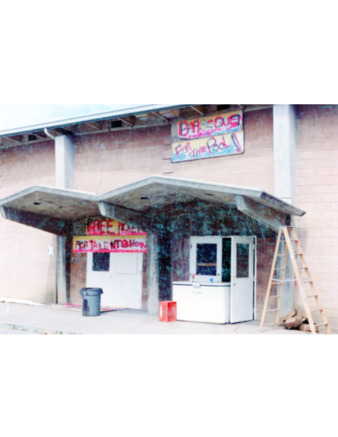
[73,236,147,253]
[87,218,146,236]
[72,219,147,253]
[171,110,244,163]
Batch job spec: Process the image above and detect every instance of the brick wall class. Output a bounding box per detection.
[295,105,338,329]
[0,141,57,304]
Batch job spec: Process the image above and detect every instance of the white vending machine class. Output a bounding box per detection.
[173,236,256,324]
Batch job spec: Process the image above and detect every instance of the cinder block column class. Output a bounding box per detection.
[147,233,160,315]
[55,135,76,189]
[273,104,297,205]
[146,231,173,315]
[273,105,297,317]
[55,135,76,304]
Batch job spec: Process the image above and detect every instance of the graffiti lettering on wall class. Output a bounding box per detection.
[172,110,244,163]
[73,235,147,253]
[87,219,146,236]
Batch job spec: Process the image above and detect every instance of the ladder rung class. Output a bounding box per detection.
[261,227,330,334]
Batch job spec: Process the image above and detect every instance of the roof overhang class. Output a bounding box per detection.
[0,177,305,235]
[0,104,273,149]
[0,186,99,235]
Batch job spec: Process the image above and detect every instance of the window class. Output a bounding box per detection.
[222,238,231,282]
[236,243,249,278]
[196,243,217,276]
[93,253,110,272]
[190,236,222,282]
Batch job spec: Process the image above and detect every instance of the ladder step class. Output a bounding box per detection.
[261,227,331,334]
[272,279,296,284]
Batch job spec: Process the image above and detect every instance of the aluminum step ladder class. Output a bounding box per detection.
[259,226,331,334]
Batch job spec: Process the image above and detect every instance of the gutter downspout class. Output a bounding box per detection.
[44,128,56,140]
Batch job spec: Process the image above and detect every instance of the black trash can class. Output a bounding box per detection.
[80,288,103,317]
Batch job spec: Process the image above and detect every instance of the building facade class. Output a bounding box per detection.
[0,104,337,328]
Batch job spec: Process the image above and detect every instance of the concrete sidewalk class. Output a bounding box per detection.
[0,302,318,335]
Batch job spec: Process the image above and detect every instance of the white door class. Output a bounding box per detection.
[86,252,143,309]
[230,236,256,323]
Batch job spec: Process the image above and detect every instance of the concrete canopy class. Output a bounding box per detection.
[98,176,305,233]
[0,177,305,234]
[0,186,99,235]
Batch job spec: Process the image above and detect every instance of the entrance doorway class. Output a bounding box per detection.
[86,252,143,309]
[230,236,256,323]
[188,235,256,323]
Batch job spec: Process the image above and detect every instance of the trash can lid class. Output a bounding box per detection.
[80,288,103,296]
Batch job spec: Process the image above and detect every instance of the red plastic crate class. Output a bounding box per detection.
[159,301,177,322]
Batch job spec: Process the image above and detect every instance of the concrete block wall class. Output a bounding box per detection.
[71,109,276,314]
[0,141,57,303]
[69,253,87,305]
[0,107,289,316]
[256,237,278,322]
[73,126,173,193]
[73,109,275,194]
[171,108,275,191]
[295,105,338,329]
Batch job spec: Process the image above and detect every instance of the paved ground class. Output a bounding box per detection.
[0,302,324,335]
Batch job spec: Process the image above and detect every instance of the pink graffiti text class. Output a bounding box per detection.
[74,238,147,253]
[87,219,146,236]
[178,113,242,140]
[175,133,243,160]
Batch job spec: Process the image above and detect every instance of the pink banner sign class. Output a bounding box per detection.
[73,236,147,253]
[87,218,146,236]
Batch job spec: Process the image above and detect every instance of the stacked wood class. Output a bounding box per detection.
[299,323,319,333]
[281,310,308,330]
